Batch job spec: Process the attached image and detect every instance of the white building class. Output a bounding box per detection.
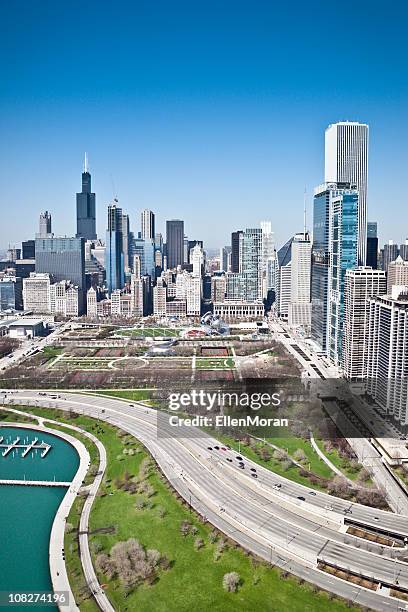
[366,287,408,424]
[343,267,386,380]
[387,256,408,294]
[325,121,369,265]
[288,232,311,330]
[23,273,51,313]
[191,244,204,277]
[141,209,155,240]
[213,301,264,321]
[87,286,98,317]
[153,277,167,317]
[186,275,201,316]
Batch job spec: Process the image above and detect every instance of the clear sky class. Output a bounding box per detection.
[1,0,407,251]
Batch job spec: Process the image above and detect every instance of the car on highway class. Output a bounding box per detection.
[236,456,243,461]
[273,483,281,489]
[297,496,305,501]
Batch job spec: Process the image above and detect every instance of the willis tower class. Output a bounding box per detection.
[76,153,97,240]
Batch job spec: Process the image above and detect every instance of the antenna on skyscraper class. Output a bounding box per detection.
[303,187,307,239]
[84,152,89,173]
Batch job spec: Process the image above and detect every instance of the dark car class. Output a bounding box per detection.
[238,463,245,469]
[251,473,258,479]
[297,496,305,501]
[309,491,316,496]
[236,456,243,461]
[214,446,220,450]
[226,458,233,462]
[207,447,213,451]
[250,467,257,472]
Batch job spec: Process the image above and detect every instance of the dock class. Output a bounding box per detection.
[0,479,70,487]
[0,438,51,458]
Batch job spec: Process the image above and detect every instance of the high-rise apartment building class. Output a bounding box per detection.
[366,287,408,425]
[105,200,124,294]
[141,209,155,241]
[387,256,408,293]
[38,211,52,238]
[153,277,167,317]
[76,154,97,240]
[276,237,293,317]
[325,121,368,265]
[343,267,386,380]
[166,220,184,269]
[288,232,311,330]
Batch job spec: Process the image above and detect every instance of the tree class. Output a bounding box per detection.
[293,448,307,463]
[223,572,240,592]
[180,521,191,537]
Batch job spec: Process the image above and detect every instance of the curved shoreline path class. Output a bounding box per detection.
[3,408,114,612]
[4,391,408,611]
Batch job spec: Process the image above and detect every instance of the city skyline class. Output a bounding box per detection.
[1,1,408,249]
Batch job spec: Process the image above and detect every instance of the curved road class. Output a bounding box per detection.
[3,390,408,612]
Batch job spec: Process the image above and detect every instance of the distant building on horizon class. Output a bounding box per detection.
[76,154,97,241]
[166,220,184,269]
[38,211,52,238]
[141,209,155,241]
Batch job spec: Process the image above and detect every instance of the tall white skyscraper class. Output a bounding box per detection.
[141,209,155,240]
[325,121,369,266]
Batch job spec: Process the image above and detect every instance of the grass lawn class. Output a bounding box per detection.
[3,405,358,612]
[42,346,64,358]
[267,436,334,479]
[314,439,366,481]
[195,357,235,370]
[87,389,153,402]
[117,327,180,338]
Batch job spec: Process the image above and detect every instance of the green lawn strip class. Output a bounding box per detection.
[10,406,356,612]
[267,436,334,479]
[86,389,153,402]
[116,327,179,338]
[314,439,366,482]
[42,346,64,358]
[65,496,99,611]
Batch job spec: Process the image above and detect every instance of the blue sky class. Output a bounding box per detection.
[1,0,407,250]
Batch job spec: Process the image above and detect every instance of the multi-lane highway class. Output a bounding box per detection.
[3,390,408,611]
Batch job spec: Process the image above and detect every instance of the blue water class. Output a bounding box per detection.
[0,427,80,610]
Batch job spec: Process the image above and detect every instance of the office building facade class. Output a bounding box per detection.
[166,220,184,269]
[325,121,368,265]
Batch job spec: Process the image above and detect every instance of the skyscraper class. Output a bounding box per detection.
[141,209,155,241]
[343,267,386,380]
[325,121,368,265]
[231,230,243,273]
[38,211,52,238]
[105,200,124,294]
[121,213,130,272]
[383,240,399,272]
[400,239,408,261]
[366,287,408,425]
[76,154,97,240]
[327,187,359,364]
[288,232,312,330]
[35,236,86,312]
[311,182,359,358]
[366,221,378,269]
[166,220,184,269]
